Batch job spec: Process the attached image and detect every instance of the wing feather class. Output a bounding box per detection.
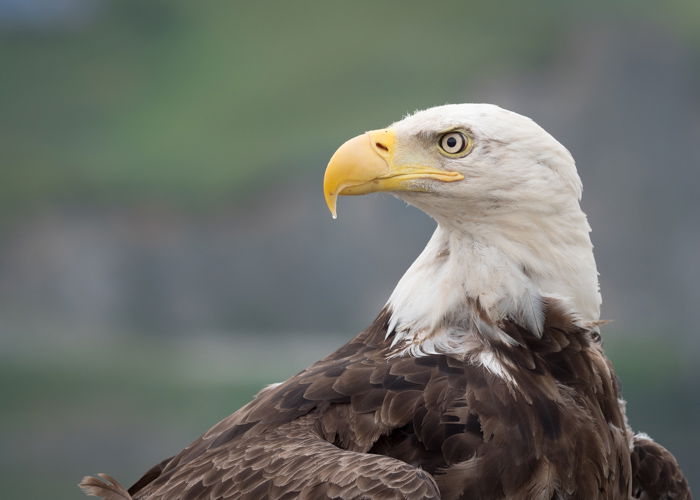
[133,415,439,499]
[79,473,132,500]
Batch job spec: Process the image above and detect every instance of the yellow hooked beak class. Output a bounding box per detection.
[323,129,463,218]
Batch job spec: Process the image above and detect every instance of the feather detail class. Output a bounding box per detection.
[631,433,691,499]
[79,474,132,499]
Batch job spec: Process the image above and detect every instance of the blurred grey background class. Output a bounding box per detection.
[1,1,698,498]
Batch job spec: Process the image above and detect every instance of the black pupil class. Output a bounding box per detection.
[446,136,458,149]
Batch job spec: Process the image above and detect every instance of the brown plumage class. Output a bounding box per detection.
[631,435,691,499]
[79,474,131,500]
[81,302,690,499]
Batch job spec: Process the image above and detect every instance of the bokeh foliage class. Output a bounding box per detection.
[3,0,699,211]
[1,2,699,499]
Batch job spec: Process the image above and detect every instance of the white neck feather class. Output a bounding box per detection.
[386,205,600,356]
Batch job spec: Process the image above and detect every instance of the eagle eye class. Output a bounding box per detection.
[438,131,472,157]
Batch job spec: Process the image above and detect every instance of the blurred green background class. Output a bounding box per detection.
[1,1,698,498]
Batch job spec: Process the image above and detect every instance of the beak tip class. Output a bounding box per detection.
[324,191,338,219]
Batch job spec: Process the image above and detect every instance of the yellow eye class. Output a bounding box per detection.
[438,131,472,157]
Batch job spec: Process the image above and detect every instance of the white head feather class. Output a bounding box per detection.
[383,104,600,355]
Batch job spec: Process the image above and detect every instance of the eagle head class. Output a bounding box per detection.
[324,104,600,349]
[324,103,581,225]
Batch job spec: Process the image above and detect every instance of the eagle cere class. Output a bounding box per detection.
[81,104,690,499]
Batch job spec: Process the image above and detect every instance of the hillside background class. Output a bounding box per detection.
[1,1,698,498]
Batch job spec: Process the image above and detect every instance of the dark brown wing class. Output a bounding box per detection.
[631,434,692,499]
[132,414,439,499]
[127,457,173,496]
[130,310,446,498]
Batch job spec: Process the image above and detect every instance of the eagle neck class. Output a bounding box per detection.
[386,212,600,356]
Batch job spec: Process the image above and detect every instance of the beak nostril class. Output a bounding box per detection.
[375,142,389,152]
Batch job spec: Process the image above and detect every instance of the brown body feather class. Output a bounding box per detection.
[631,435,691,499]
[81,301,690,499]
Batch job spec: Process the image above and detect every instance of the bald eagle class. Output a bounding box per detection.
[81,104,690,499]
